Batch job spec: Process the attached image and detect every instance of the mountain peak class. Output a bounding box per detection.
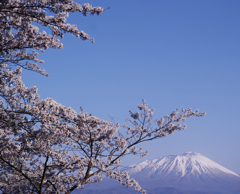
[128,152,239,178]
[124,152,240,193]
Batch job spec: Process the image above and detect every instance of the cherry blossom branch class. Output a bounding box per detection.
[39,155,49,194]
[0,154,40,192]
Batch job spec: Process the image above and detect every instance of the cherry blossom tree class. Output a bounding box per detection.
[0,1,206,194]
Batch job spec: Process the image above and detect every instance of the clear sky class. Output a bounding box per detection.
[22,0,240,174]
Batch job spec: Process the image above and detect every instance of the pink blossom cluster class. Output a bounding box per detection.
[0,0,103,75]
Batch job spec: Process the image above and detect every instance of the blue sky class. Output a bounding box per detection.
[22,0,240,174]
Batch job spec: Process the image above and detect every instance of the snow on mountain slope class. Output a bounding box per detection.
[125,152,240,193]
[128,152,239,179]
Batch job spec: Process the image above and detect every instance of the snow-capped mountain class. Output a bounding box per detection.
[126,152,240,193]
[74,152,240,194]
[128,151,239,179]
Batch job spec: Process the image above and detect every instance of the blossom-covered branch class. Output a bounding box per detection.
[0,0,103,75]
[0,65,205,194]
